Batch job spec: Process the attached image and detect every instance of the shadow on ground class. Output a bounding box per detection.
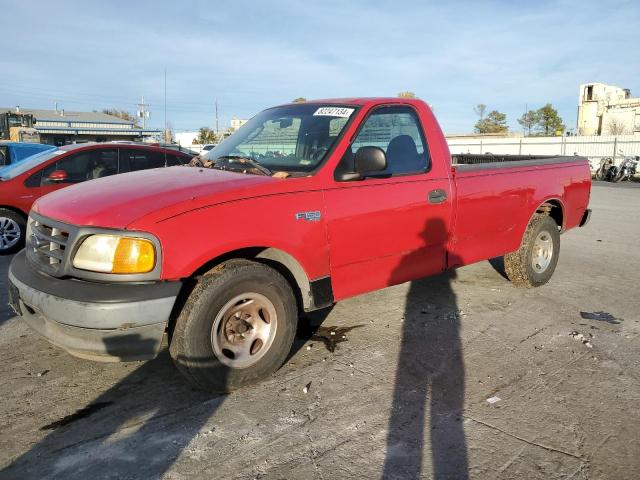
[1,351,218,479]
[383,218,469,479]
[1,294,333,479]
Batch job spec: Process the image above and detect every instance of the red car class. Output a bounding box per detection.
[9,98,591,392]
[0,143,192,253]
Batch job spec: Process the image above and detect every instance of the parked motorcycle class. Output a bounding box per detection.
[594,157,613,180]
[605,156,638,182]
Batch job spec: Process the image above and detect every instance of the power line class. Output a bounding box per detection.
[0,82,223,108]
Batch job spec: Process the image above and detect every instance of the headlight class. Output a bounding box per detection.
[73,235,156,274]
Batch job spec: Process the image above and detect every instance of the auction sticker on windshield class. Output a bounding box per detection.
[313,107,354,117]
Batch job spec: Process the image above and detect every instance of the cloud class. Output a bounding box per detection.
[1,0,638,133]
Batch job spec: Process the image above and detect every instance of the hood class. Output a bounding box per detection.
[33,167,278,229]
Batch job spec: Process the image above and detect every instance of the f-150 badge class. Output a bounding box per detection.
[295,211,321,221]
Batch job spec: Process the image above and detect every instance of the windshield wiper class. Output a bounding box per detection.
[215,155,272,176]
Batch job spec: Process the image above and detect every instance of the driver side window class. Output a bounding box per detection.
[341,106,430,177]
[39,148,118,186]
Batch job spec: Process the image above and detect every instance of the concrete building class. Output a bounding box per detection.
[0,107,162,145]
[230,117,248,132]
[577,83,640,136]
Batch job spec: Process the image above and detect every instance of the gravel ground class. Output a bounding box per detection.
[0,181,638,480]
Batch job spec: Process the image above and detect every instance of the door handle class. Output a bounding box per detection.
[428,189,447,204]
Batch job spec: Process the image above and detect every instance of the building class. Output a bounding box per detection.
[0,107,162,145]
[577,83,640,136]
[230,117,248,132]
[175,131,200,149]
[176,117,250,151]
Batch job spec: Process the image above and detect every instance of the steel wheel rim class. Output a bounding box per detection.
[211,292,277,369]
[0,217,21,250]
[531,230,553,273]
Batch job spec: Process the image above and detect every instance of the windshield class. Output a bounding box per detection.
[0,148,62,180]
[203,104,356,173]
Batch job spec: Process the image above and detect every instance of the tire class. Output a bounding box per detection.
[504,214,560,288]
[169,259,298,393]
[0,209,26,255]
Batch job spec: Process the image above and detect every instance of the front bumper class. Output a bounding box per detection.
[8,251,182,362]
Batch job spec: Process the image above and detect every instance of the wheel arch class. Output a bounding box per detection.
[187,246,328,313]
[0,205,28,220]
[540,198,564,231]
[531,198,565,231]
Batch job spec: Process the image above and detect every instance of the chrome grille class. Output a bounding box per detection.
[28,216,70,273]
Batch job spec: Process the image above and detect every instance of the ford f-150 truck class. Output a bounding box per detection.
[8,98,592,392]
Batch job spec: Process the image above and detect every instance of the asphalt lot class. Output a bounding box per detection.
[0,181,639,480]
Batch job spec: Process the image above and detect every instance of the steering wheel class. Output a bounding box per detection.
[310,147,329,162]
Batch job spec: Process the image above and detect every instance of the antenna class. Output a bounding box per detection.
[215,98,219,136]
[164,69,167,143]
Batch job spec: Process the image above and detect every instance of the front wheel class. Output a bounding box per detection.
[0,209,26,255]
[504,214,560,288]
[169,259,298,393]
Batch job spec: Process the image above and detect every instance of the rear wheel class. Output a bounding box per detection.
[169,259,298,392]
[0,209,26,255]
[504,214,560,288]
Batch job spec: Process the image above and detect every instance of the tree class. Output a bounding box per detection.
[102,108,139,127]
[292,97,307,103]
[518,110,540,136]
[474,110,508,134]
[473,104,487,120]
[193,127,218,144]
[605,117,628,135]
[534,103,565,136]
[397,91,416,98]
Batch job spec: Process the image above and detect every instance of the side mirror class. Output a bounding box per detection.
[354,146,387,174]
[47,169,68,183]
[335,146,387,181]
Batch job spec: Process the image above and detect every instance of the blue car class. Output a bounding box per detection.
[0,142,56,173]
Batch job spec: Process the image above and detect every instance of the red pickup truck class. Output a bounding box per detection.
[8,98,591,392]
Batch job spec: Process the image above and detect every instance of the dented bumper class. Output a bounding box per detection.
[8,251,181,362]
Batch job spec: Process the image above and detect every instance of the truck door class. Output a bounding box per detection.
[324,105,453,300]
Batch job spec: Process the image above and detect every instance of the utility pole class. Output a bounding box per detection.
[137,96,149,129]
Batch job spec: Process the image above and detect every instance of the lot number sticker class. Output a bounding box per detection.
[313,107,354,118]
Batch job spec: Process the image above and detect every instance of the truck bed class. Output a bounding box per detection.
[451,154,583,171]
[448,154,591,268]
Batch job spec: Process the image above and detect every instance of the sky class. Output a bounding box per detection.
[2,0,639,134]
